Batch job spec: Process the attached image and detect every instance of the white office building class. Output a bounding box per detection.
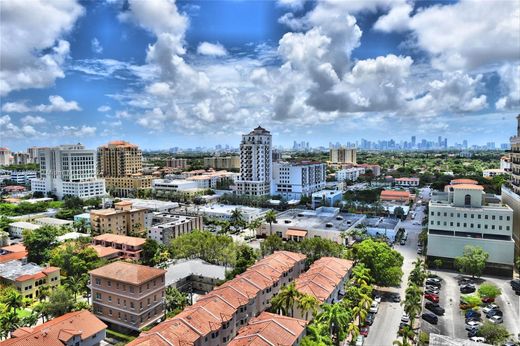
[30,144,106,199]
[427,182,514,275]
[335,167,365,182]
[192,204,267,223]
[151,179,199,194]
[235,126,273,196]
[10,171,37,185]
[273,162,326,200]
[0,148,10,166]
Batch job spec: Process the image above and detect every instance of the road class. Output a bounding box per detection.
[365,202,426,345]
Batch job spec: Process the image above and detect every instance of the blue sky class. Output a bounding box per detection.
[0,0,518,151]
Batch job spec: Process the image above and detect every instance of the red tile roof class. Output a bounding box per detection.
[89,261,165,285]
[450,184,484,191]
[450,179,478,185]
[229,312,307,346]
[3,310,106,346]
[93,233,146,247]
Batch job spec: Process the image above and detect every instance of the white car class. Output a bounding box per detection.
[465,320,482,331]
[401,313,410,323]
[470,337,486,343]
[369,302,379,313]
[373,295,382,304]
[489,315,503,324]
[355,335,364,346]
[482,304,499,313]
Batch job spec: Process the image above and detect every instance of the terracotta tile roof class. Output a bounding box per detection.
[450,178,478,185]
[201,285,250,309]
[295,257,352,303]
[381,190,410,197]
[1,244,27,253]
[3,310,106,346]
[89,245,121,258]
[42,266,59,274]
[93,234,146,247]
[0,252,27,264]
[450,184,484,190]
[89,261,165,285]
[128,319,201,346]
[229,312,308,346]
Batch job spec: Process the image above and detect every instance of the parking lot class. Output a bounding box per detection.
[421,270,520,341]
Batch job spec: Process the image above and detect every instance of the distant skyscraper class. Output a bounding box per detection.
[330,147,357,164]
[463,140,468,149]
[411,136,416,148]
[235,126,273,196]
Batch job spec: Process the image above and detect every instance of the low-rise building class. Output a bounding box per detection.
[105,175,153,197]
[74,212,91,225]
[57,232,90,242]
[10,171,37,185]
[363,217,400,241]
[8,221,40,238]
[394,177,420,187]
[92,234,146,261]
[34,217,73,229]
[90,245,121,260]
[165,259,227,293]
[482,168,507,178]
[427,182,514,275]
[294,257,353,320]
[229,312,308,346]
[203,156,240,170]
[311,189,343,209]
[151,178,200,195]
[380,190,412,203]
[335,167,365,182]
[128,251,306,346]
[258,207,364,244]
[0,244,28,264]
[4,310,107,346]
[193,204,267,223]
[272,161,326,200]
[90,261,166,332]
[148,213,203,244]
[90,201,146,235]
[0,260,60,299]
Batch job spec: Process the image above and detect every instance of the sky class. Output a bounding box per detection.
[0,0,519,151]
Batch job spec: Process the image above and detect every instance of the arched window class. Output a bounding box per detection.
[465,194,471,206]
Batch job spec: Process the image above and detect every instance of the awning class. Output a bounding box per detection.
[286,229,308,237]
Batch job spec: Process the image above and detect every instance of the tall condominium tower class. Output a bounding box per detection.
[235,126,273,196]
[329,147,357,164]
[31,144,106,199]
[97,140,143,177]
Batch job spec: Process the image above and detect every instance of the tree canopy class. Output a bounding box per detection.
[23,226,59,264]
[353,239,403,287]
[455,245,489,278]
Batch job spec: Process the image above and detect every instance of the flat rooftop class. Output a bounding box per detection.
[35,217,73,225]
[364,217,399,230]
[197,204,266,215]
[275,208,364,232]
[0,260,43,281]
[164,259,227,286]
[152,213,199,227]
[9,221,40,230]
[122,198,179,211]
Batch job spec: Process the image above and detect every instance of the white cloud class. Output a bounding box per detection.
[0,0,84,96]
[91,37,103,54]
[58,125,97,137]
[21,115,46,125]
[97,105,111,112]
[373,3,412,32]
[197,42,228,56]
[0,115,41,138]
[495,63,520,110]
[1,95,81,113]
[277,0,306,10]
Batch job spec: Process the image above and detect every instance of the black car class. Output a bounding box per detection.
[467,329,479,338]
[510,279,520,289]
[425,302,445,316]
[392,294,401,302]
[365,313,375,326]
[460,285,476,293]
[427,274,442,280]
[425,279,442,287]
[465,316,481,323]
[422,312,438,324]
[486,309,503,318]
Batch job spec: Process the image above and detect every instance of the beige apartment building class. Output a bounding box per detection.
[105,175,153,197]
[165,157,189,169]
[90,201,146,235]
[0,260,60,299]
[128,251,307,346]
[91,234,146,261]
[203,156,240,170]
[90,261,166,332]
[329,147,357,164]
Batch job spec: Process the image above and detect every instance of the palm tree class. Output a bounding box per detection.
[264,210,277,236]
[230,208,245,233]
[393,339,412,346]
[304,323,333,346]
[20,311,39,328]
[248,218,262,238]
[316,303,351,346]
[298,294,320,320]
[271,283,301,317]
[64,275,84,301]
[351,264,371,287]
[398,325,416,345]
[403,284,422,326]
[3,289,23,315]
[347,319,360,342]
[1,310,20,338]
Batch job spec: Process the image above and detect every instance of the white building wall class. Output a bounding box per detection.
[273,162,326,199]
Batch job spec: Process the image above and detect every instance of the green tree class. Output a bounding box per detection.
[461,294,482,309]
[23,226,59,264]
[141,239,161,266]
[298,294,320,320]
[299,237,344,264]
[354,239,404,287]
[44,287,75,318]
[271,283,302,317]
[49,242,101,279]
[478,283,501,299]
[164,286,190,317]
[477,321,510,345]
[0,310,20,338]
[19,311,39,328]
[316,303,351,346]
[247,218,263,238]
[226,244,258,279]
[394,207,405,220]
[301,322,333,346]
[264,210,277,236]
[1,287,23,315]
[230,208,246,233]
[0,216,13,233]
[64,275,87,301]
[402,284,422,326]
[260,234,284,256]
[455,245,489,278]
[433,259,443,269]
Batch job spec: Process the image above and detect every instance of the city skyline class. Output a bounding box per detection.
[1,0,519,151]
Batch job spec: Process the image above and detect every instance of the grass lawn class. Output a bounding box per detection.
[17,309,31,319]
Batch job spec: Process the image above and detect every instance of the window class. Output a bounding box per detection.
[95,278,101,285]
[95,293,102,300]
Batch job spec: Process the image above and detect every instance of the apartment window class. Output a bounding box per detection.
[107,280,111,287]
[492,215,496,220]
[95,278,101,285]
[450,222,453,226]
[499,216,503,221]
[130,286,134,293]
[464,214,467,218]
[108,296,112,302]
[109,309,112,316]
[95,293,102,300]
[130,302,134,309]
[478,215,481,219]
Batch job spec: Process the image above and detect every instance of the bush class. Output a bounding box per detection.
[106,329,137,342]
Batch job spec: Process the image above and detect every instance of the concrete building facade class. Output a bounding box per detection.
[91,234,146,260]
[235,126,273,196]
[329,147,357,164]
[0,260,60,299]
[503,114,520,258]
[90,201,146,235]
[204,156,240,170]
[148,213,203,244]
[272,161,326,200]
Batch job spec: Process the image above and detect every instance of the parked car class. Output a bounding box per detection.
[401,313,410,323]
[510,279,520,289]
[369,302,379,313]
[465,320,482,331]
[424,293,439,303]
[481,297,495,304]
[425,287,440,294]
[466,316,481,323]
[422,312,438,324]
[392,294,401,302]
[460,285,476,293]
[360,326,369,337]
[427,273,441,280]
[355,335,364,346]
[459,278,474,286]
[365,313,375,326]
[482,304,499,314]
[425,302,445,316]
[426,279,442,287]
[465,310,481,319]
[417,248,423,254]
[470,337,486,343]
[489,315,504,324]
[373,295,382,304]
[486,309,503,318]
[467,329,479,338]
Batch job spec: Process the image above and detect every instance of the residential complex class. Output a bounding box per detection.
[235,126,273,196]
[192,204,267,222]
[165,157,189,169]
[0,260,60,299]
[503,114,520,258]
[90,261,166,332]
[4,310,107,346]
[148,213,203,244]
[335,167,365,182]
[427,180,514,275]
[30,144,106,199]
[329,147,357,164]
[204,156,240,170]
[90,201,146,235]
[394,177,420,187]
[272,161,326,200]
[8,221,40,238]
[128,251,306,346]
[0,147,10,166]
[91,234,146,260]
[104,175,153,197]
[311,190,343,209]
[165,169,239,189]
[164,259,227,294]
